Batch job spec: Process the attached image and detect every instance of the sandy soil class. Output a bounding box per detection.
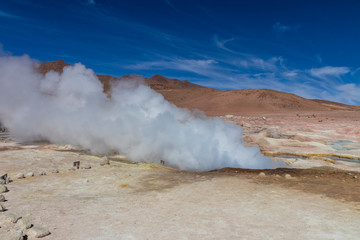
[1,130,360,240]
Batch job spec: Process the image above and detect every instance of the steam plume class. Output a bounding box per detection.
[0,54,283,170]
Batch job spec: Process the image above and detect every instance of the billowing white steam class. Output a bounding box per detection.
[0,54,283,170]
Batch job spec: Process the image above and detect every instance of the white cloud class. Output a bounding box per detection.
[310,66,350,79]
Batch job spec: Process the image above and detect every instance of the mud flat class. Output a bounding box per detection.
[1,131,360,239]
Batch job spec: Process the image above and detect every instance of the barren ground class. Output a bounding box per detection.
[1,112,360,239]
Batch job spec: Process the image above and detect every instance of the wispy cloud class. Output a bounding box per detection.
[87,0,96,5]
[273,22,290,32]
[315,54,322,63]
[127,58,216,72]
[213,35,235,52]
[164,0,175,9]
[19,1,354,105]
[335,84,360,105]
[163,0,185,14]
[0,10,22,19]
[126,54,360,105]
[127,58,222,77]
[273,22,300,33]
[282,70,299,78]
[234,56,284,72]
[310,66,350,79]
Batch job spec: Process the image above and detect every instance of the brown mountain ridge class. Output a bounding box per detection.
[38,60,359,116]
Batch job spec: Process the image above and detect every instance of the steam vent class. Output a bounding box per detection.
[1,1,360,239]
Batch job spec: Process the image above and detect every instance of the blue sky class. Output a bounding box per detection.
[1,0,360,105]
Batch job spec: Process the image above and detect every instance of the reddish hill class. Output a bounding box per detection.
[38,60,70,75]
[155,87,360,116]
[38,60,359,116]
[146,74,204,90]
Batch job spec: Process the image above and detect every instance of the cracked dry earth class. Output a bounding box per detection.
[0,132,360,239]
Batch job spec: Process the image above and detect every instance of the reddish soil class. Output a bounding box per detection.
[219,167,360,203]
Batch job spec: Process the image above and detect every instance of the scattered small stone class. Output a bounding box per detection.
[39,171,46,176]
[0,194,5,202]
[262,116,267,120]
[1,213,22,223]
[27,226,51,238]
[51,170,59,174]
[68,167,76,171]
[0,184,8,193]
[100,156,110,166]
[347,172,352,175]
[0,173,7,180]
[275,174,281,178]
[354,176,358,179]
[5,176,11,184]
[0,203,5,212]
[18,217,33,230]
[2,229,23,240]
[73,161,80,169]
[0,179,5,184]
[26,172,34,177]
[16,173,25,179]
[84,164,91,169]
[258,172,266,177]
[13,230,24,240]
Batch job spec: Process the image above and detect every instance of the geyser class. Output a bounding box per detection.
[0,54,283,170]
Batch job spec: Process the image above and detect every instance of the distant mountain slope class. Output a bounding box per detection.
[38,60,359,116]
[147,74,204,90]
[38,60,70,74]
[162,88,360,115]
